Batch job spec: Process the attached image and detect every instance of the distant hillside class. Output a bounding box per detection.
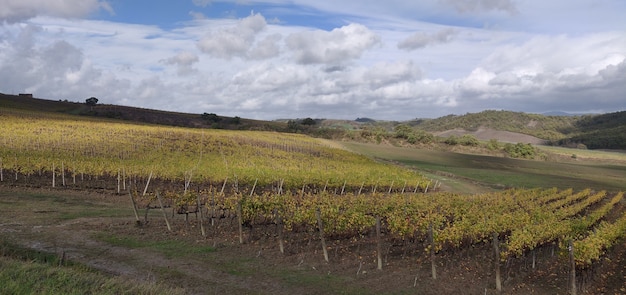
[558,111,626,149]
[0,93,287,132]
[410,110,578,141]
[2,94,623,149]
[411,110,626,150]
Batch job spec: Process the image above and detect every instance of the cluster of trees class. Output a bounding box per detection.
[393,124,434,144]
[287,118,317,132]
[201,112,241,126]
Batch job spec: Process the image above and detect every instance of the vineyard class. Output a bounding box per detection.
[0,108,427,191]
[2,107,626,293]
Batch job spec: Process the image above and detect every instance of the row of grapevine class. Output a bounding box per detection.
[144,186,625,271]
[573,208,626,266]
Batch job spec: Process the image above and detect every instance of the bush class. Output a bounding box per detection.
[445,135,459,145]
[459,134,479,146]
[504,143,537,159]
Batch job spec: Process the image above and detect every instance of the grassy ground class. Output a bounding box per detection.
[341,142,626,193]
[0,239,183,295]
[538,145,626,162]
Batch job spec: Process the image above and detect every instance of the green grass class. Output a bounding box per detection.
[275,268,370,295]
[0,238,183,295]
[342,142,626,192]
[0,190,133,224]
[538,145,626,162]
[94,233,216,258]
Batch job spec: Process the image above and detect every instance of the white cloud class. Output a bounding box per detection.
[192,0,211,7]
[398,28,458,50]
[0,0,111,23]
[197,13,269,59]
[248,33,282,60]
[189,11,207,20]
[440,0,518,14]
[364,60,421,89]
[286,23,381,65]
[161,51,200,76]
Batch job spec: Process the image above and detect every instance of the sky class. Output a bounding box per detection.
[0,0,625,120]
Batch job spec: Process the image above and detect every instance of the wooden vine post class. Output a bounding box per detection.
[376,216,383,270]
[52,163,55,188]
[197,192,205,237]
[142,171,153,197]
[276,211,285,254]
[237,199,244,244]
[274,182,285,254]
[156,191,172,232]
[315,208,329,262]
[493,232,502,292]
[569,239,577,295]
[128,187,141,225]
[429,222,437,279]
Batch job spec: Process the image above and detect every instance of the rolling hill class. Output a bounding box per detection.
[2,93,624,149]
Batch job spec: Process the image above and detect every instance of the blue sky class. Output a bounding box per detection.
[1,0,625,120]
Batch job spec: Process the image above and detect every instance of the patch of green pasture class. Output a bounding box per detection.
[0,238,182,295]
[0,189,134,223]
[342,142,626,191]
[94,233,216,258]
[274,268,370,295]
[539,145,626,162]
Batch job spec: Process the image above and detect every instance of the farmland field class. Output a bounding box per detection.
[342,142,626,192]
[2,104,626,294]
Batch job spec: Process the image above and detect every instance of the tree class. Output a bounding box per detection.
[394,124,413,139]
[301,118,316,126]
[444,135,459,145]
[201,112,221,123]
[85,97,98,106]
[459,134,479,146]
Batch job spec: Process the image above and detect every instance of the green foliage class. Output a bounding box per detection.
[487,139,501,150]
[459,134,479,146]
[559,123,626,149]
[394,124,413,139]
[444,135,459,145]
[504,143,537,159]
[301,117,316,126]
[393,124,434,144]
